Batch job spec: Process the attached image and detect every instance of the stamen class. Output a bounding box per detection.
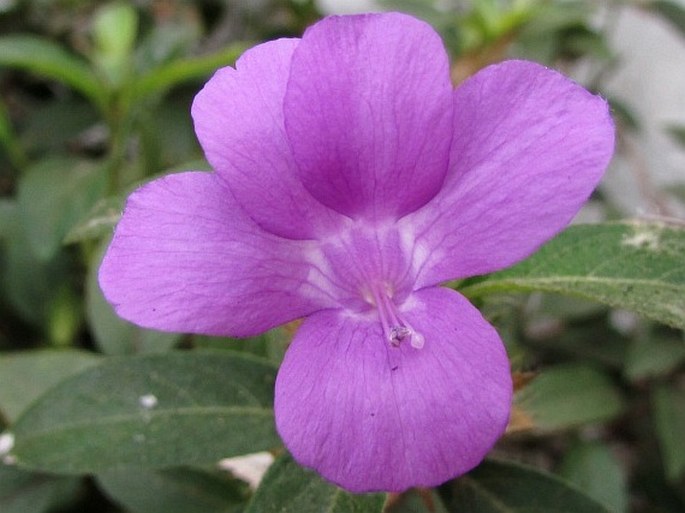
[368,284,425,350]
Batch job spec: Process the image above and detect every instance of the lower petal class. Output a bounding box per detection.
[275,287,512,493]
[99,171,331,337]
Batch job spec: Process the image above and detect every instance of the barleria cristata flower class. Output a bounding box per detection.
[100,12,614,493]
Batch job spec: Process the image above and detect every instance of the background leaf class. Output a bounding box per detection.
[245,454,385,513]
[515,364,624,430]
[461,221,685,330]
[450,459,611,513]
[10,351,279,474]
[0,349,100,423]
[0,465,82,513]
[17,158,107,262]
[96,467,249,513]
[559,440,628,513]
[0,35,106,110]
[653,383,685,481]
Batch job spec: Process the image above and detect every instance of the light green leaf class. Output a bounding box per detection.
[0,350,101,423]
[0,465,82,513]
[461,221,685,330]
[559,441,628,513]
[91,2,139,87]
[132,43,247,100]
[86,238,180,355]
[0,35,106,110]
[450,459,611,513]
[17,158,108,261]
[653,384,685,481]
[515,364,624,430]
[97,467,249,513]
[11,351,279,474]
[245,455,385,513]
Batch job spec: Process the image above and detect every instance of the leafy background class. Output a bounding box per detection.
[0,0,684,512]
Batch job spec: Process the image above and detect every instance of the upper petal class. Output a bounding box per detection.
[275,287,512,492]
[99,172,333,337]
[405,60,615,286]
[283,13,454,222]
[192,38,343,239]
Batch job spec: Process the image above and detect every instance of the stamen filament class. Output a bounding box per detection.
[368,285,424,349]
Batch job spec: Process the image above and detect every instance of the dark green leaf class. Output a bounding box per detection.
[0,35,106,110]
[11,351,279,474]
[515,364,624,430]
[559,441,628,513]
[0,349,101,423]
[245,455,385,513]
[461,221,685,330]
[385,489,449,513]
[0,465,82,513]
[0,99,27,171]
[450,459,611,513]
[653,384,685,481]
[86,238,180,355]
[97,467,249,513]
[17,158,108,261]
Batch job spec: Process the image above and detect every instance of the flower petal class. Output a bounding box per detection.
[192,39,343,239]
[275,287,512,492]
[284,13,454,221]
[99,172,332,337]
[406,60,615,286]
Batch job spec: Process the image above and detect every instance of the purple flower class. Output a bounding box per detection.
[99,13,614,492]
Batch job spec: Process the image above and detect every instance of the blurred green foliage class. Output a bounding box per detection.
[0,1,684,512]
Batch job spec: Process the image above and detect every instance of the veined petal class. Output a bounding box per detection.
[284,13,453,222]
[99,172,332,337]
[275,287,512,493]
[192,39,343,239]
[407,60,615,286]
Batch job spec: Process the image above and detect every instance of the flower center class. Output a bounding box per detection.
[364,283,424,349]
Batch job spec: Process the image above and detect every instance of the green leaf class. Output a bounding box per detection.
[559,441,628,513]
[450,459,611,513]
[245,454,385,513]
[11,351,279,474]
[461,221,685,330]
[653,384,685,481]
[667,124,685,148]
[0,465,82,513]
[63,196,122,244]
[91,2,139,86]
[0,350,101,423]
[1,230,71,325]
[97,467,249,513]
[624,332,685,381]
[385,489,449,513]
[132,43,247,100]
[650,1,685,39]
[86,238,181,355]
[0,35,106,111]
[515,364,624,430]
[17,158,108,261]
[0,99,27,171]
